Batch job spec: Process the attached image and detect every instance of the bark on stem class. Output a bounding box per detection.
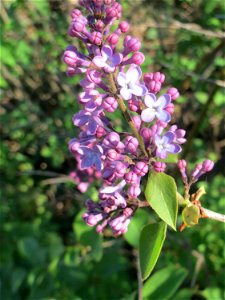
[107,73,148,157]
[201,207,225,223]
[138,201,225,223]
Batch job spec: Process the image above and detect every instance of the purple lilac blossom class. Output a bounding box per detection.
[155,131,181,159]
[141,93,171,123]
[117,65,147,100]
[93,45,123,73]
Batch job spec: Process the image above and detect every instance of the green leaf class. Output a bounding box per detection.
[159,153,178,163]
[145,172,178,230]
[143,266,188,299]
[124,209,151,248]
[139,222,167,280]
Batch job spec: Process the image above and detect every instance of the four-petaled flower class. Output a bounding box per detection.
[93,45,123,73]
[73,109,106,135]
[154,131,181,159]
[141,93,171,123]
[117,65,148,100]
[78,145,103,171]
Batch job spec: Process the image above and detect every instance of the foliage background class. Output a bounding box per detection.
[1,0,224,299]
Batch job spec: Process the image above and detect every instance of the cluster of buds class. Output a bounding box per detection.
[63,0,213,236]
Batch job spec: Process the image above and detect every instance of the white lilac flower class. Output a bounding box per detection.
[141,93,171,123]
[117,65,148,100]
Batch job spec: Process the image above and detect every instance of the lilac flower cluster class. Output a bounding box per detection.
[63,0,213,236]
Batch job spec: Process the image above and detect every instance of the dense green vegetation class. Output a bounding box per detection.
[1,0,224,299]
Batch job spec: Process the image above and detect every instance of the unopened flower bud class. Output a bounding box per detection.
[125,171,138,185]
[140,127,151,141]
[128,99,140,112]
[133,161,148,176]
[148,81,161,94]
[167,87,180,101]
[191,163,202,178]
[107,33,119,46]
[131,52,145,65]
[63,49,77,67]
[165,103,175,114]
[95,126,106,138]
[131,115,141,130]
[202,160,214,172]
[124,136,139,153]
[115,162,127,178]
[71,9,82,20]
[107,149,120,161]
[103,97,118,112]
[119,21,130,33]
[153,162,166,173]
[127,37,141,52]
[128,185,141,198]
[90,31,102,45]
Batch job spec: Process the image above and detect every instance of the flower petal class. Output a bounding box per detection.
[101,45,112,60]
[117,72,127,87]
[167,143,181,154]
[93,56,106,68]
[104,64,116,73]
[111,53,123,66]
[156,94,171,108]
[156,110,171,123]
[130,84,148,97]
[144,93,156,107]
[163,131,175,144]
[126,65,142,83]
[141,108,156,122]
[156,148,167,159]
[120,87,132,100]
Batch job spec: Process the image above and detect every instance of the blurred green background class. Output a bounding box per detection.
[0,0,225,299]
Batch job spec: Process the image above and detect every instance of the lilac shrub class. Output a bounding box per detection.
[63,0,216,239]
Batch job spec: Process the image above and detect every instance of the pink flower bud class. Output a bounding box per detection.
[63,50,77,67]
[165,103,175,114]
[119,21,130,33]
[128,99,140,112]
[153,162,166,173]
[178,159,187,170]
[131,115,141,130]
[86,69,101,84]
[72,18,86,32]
[71,9,82,20]
[125,171,138,185]
[103,132,120,147]
[127,37,141,52]
[128,185,141,198]
[107,149,120,161]
[90,31,102,45]
[124,136,139,153]
[106,6,117,18]
[167,87,180,101]
[153,72,165,83]
[115,162,127,177]
[140,127,151,141]
[95,126,106,138]
[191,163,203,178]
[202,160,214,172]
[131,52,145,65]
[133,161,148,176]
[107,33,119,46]
[148,81,161,94]
[95,20,105,31]
[103,97,118,112]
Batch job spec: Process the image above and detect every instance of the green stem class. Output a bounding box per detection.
[107,73,148,158]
